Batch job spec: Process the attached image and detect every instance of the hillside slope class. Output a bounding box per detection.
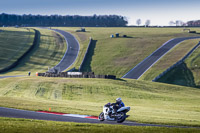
[157,42,200,88]
[0,28,35,71]
[140,39,200,81]
[1,28,67,75]
[0,77,200,126]
[57,27,200,77]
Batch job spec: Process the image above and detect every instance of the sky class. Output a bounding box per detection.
[1,0,200,26]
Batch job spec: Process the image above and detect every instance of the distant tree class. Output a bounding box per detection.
[175,20,180,26]
[169,21,175,26]
[145,20,150,27]
[136,19,142,26]
[175,20,184,26]
[179,21,184,26]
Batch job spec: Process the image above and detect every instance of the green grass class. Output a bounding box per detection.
[0,28,67,76]
[0,77,200,127]
[0,27,35,71]
[55,27,200,77]
[140,39,200,81]
[156,40,200,88]
[0,117,199,133]
[1,27,200,132]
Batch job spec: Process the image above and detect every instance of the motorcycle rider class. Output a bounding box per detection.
[112,97,125,114]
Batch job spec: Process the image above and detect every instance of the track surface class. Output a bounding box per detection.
[122,37,200,79]
[52,29,80,72]
[0,75,25,79]
[0,107,194,128]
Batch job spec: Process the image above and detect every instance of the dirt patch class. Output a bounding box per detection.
[52,32,64,48]
[114,56,134,67]
[75,32,87,42]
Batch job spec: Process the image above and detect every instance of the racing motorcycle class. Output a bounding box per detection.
[98,103,130,123]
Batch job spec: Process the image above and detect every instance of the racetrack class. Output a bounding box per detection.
[51,29,80,72]
[122,36,200,79]
[0,107,195,128]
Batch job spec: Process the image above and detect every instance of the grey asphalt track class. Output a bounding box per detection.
[52,29,80,72]
[122,37,200,79]
[0,107,196,128]
[0,75,25,79]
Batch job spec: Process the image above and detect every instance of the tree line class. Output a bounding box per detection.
[187,20,200,27]
[0,13,128,27]
[136,19,151,27]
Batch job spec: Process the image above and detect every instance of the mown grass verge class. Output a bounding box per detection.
[0,77,200,127]
[56,27,200,77]
[0,117,199,133]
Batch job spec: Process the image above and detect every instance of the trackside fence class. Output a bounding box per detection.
[37,72,116,79]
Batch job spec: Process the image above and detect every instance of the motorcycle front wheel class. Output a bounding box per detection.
[98,112,104,121]
[117,112,126,123]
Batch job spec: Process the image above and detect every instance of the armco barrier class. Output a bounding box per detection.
[153,42,200,82]
[38,72,116,79]
[79,37,92,71]
[0,29,39,73]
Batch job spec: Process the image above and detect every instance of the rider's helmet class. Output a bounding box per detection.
[116,97,122,104]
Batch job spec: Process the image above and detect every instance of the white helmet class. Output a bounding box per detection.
[116,97,122,103]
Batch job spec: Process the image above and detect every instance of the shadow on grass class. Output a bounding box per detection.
[112,36,133,38]
[115,78,127,82]
[189,32,200,35]
[80,40,97,72]
[1,29,41,74]
[157,62,197,88]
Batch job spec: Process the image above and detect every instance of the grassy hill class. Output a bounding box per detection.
[1,27,200,132]
[0,77,200,127]
[0,28,67,76]
[56,27,200,78]
[0,27,35,71]
[156,42,200,88]
[140,39,200,81]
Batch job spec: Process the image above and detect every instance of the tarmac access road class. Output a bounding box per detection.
[52,29,80,72]
[0,107,195,128]
[122,37,200,79]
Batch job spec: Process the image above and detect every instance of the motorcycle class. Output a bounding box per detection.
[98,103,130,123]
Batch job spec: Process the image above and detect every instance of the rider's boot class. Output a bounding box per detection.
[112,109,117,115]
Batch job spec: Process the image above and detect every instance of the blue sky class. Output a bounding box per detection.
[1,0,200,26]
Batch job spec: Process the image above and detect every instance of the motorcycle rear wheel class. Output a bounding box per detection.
[117,112,126,123]
[98,112,104,121]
